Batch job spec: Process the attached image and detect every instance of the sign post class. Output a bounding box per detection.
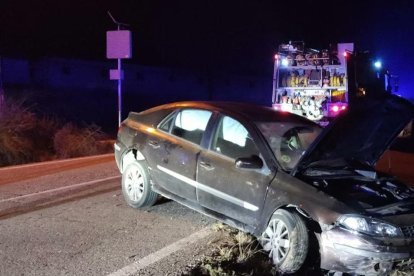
[106,12,132,126]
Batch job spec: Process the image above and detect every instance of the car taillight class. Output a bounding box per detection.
[328,103,348,117]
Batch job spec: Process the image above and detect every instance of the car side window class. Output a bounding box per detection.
[159,115,174,132]
[170,109,212,145]
[212,116,260,159]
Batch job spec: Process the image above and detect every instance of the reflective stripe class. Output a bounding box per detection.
[157,165,198,188]
[157,165,259,212]
[243,202,259,211]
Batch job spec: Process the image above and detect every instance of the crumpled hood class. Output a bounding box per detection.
[296,95,414,171]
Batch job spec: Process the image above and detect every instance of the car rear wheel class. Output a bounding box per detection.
[260,209,309,273]
[122,161,158,208]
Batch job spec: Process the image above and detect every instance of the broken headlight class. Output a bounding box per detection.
[338,215,403,237]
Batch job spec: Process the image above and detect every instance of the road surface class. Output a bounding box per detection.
[0,154,217,276]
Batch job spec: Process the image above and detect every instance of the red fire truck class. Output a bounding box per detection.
[272,41,354,122]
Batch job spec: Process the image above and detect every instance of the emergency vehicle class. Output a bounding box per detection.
[272,42,353,122]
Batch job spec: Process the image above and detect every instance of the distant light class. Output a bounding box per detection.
[332,105,339,112]
[280,104,291,112]
[274,54,279,60]
[343,52,348,57]
[281,58,289,66]
[341,105,347,110]
[374,60,382,69]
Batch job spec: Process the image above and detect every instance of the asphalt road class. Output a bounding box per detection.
[0,155,216,276]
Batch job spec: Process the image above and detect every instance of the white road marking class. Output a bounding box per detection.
[108,227,212,276]
[0,153,114,172]
[0,175,120,204]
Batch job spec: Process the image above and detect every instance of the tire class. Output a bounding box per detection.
[121,161,158,208]
[260,209,309,274]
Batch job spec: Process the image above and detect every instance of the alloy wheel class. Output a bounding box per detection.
[261,218,290,265]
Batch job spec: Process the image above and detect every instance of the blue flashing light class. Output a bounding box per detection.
[374,60,382,69]
[281,58,289,66]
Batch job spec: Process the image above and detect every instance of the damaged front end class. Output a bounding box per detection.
[319,219,414,275]
[301,168,414,275]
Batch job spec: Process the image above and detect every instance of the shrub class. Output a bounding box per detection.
[0,98,111,166]
[53,123,108,158]
[0,100,37,166]
[0,100,62,166]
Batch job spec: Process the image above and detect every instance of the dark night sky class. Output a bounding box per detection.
[1,0,414,98]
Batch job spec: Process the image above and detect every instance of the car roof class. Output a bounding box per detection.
[142,101,318,125]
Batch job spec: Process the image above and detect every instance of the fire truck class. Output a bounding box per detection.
[272,41,354,122]
[272,41,398,122]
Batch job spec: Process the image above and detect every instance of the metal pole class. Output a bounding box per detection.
[117,57,122,126]
[116,22,122,127]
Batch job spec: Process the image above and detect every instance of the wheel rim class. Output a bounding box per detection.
[124,165,145,202]
[261,218,290,265]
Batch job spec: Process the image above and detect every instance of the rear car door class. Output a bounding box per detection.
[148,108,212,202]
[196,115,274,226]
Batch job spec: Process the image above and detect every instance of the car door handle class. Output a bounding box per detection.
[199,161,214,171]
[148,140,160,149]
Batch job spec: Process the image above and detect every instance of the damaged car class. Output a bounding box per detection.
[114,94,414,275]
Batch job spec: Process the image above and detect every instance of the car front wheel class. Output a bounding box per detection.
[121,161,158,208]
[260,209,309,273]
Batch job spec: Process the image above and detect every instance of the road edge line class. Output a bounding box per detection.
[0,175,120,204]
[0,153,115,171]
[107,227,212,276]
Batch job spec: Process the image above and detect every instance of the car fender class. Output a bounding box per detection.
[256,170,354,236]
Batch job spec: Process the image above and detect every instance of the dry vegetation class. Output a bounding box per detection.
[0,99,112,167]
[182,223,275,276]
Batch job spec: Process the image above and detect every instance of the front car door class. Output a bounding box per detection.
[196,114,274,226]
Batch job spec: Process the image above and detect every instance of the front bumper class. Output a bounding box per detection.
[320,226,414,275]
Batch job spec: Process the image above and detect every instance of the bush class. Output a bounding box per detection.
[0,100,37,166]
[0,100,62,166]
[0,99,111,167]
[53,123,108,158]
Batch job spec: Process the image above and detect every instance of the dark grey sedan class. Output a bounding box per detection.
[114,95,414,275]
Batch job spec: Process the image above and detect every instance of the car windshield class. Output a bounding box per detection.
[256,121,322,171]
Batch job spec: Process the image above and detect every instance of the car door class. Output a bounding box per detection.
[196,114,274,226]
[148,108,212,202]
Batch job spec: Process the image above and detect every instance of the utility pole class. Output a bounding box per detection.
[106,11,132,126]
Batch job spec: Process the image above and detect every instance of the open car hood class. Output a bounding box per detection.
[296,95,414,171]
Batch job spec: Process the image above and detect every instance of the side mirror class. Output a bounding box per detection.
[235,155,263,169]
